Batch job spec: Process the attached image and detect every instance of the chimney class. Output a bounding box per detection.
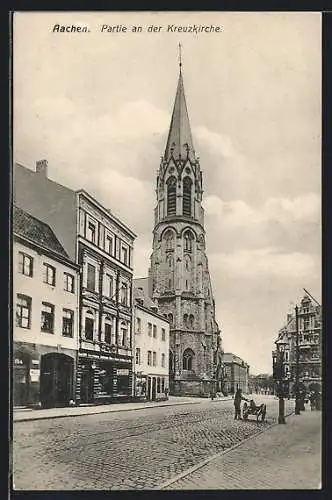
[36,159,48,177]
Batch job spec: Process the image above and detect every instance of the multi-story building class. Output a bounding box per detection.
[133,278,170,400]
[14,160,136,404]
[13,205,80,408]
[148,61,223,396]
[222,353,250,395]
[273,292,322,396]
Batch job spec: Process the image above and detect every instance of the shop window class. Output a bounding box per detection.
[16,294,31,329]
[183,348,195,371]
[41,302,54,333]
[148,322,152,336]
[87,263,96,291]
[62,309,74,337]
[157,377,161,393]
[161,378,165,392]
[64,273,75,293]
[43,263,56,286]
[147,351,152,366]
[161,328,166,341]
[161,353,165,368]
[153,351,157,367]
[18,252,33,277]
[153,325,157,338]
[135,348,141,365]
[104,318,112,344]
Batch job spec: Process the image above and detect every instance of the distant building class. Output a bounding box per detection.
[273,293,322,396]
[222,353,249,394]
[13,206,80,408]
[14,161,137,404]
[133,278,170,401]
[248,374,274,395]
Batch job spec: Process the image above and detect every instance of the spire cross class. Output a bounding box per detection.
[178,42,182,71]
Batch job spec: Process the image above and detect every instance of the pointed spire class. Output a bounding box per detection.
[164,47,195,162]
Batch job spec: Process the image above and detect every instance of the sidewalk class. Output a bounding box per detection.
[159,410,322,490]
[13,396,231,423]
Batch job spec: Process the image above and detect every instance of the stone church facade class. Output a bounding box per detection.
[148,64,223,396]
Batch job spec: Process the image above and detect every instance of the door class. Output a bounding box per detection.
[40,353,74,408]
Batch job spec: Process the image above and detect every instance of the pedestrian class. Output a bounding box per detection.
[234,388,246,420]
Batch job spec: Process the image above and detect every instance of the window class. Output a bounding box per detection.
[121,321,128,346]
[85,311,94,340]
[120,283,128,306]
[43,263,56,286]
[303,317,310,331]
[148,322,152,336]
[16,294,31,329]
[105,235,113,255]
[105,274,114,298]
[104,320,112,344]
[161,353,166,368]
[182,176,192,216]
[183,231,194,252]
[87,263,96,291]
[18,252,33,277]
[153,324,157,338]
[189,314,194,329]
[157,377,161,393]
[153,351,157,367]
[169,351,174,372]
[164,230,174,251]
[135,348,141,365]
[183,348,194,371]
[147,351,152,366]
[183,314,188,328]
[168,313,173,327]
[184,255,191,272]
[41,302,54,333]
[166,176,176,215]
[161,378,165,392]
[161,328,166,341]
[64,273,75,293]
[87,221,96,243]
[62,309,74,337]
[121,245,128,266]
[136,317,141,334]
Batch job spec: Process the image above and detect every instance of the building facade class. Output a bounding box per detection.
[133,282,170,401]
[148,64,223,397]
[14,161,136,404]
[223,353,250,395]
[273,293,322,396]
[76,190,136,403]
[13,206,80,408]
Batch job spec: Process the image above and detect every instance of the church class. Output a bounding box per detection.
[144,55,224,397]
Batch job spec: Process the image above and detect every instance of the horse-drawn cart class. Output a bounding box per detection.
[242,400,267,422]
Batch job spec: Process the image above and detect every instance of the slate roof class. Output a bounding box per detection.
[164,70,196,162]
[13,205,70,260]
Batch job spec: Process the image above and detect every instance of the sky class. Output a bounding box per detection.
[13,12,322,374]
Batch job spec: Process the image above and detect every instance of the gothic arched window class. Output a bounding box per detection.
[167,176,177,216]
[164,230,174,251]
[168,313,173,327]
[184,255,191,272]
[183,176,192,217]
[183,314,188,328]
[184,230,194,252]
[183,348,195,371]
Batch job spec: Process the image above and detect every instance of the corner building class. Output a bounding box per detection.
[149,65,223,396]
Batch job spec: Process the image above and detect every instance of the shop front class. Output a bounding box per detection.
[13,343,40,406]
[77,346,132,404]
[146,374,168,401]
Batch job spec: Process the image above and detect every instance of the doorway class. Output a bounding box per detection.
[40,353,74,408]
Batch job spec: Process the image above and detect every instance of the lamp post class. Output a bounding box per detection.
[295,304,301,415]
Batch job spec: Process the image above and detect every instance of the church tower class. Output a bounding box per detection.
[148,52,223,396]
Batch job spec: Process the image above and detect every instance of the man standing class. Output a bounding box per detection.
[234,388,246,420]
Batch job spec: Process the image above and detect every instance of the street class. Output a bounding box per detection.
[13,396,295,490]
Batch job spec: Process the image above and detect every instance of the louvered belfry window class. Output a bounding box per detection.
[167,176,176,215]
[183,177,192,216]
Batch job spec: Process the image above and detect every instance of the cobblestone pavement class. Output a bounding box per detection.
[163,410,322,490]
[12,397,294,490]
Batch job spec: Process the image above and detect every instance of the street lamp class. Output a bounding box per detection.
[295,304,301,415]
